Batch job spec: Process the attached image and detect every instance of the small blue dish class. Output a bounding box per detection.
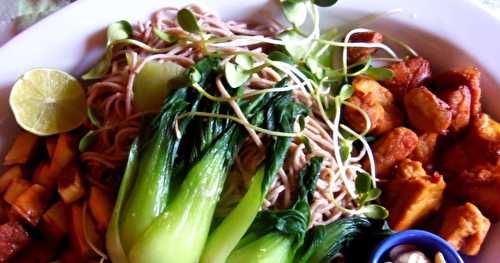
[370,230,464,263]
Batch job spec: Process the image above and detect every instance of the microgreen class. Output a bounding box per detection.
[79,130,98,152]
[107,20,133,44]
[177,8,201,34]
[225,62,251,88]
[281,0,308,27]
[87,107,101,127]
[355,172,372,194]
[267,51,294,64]
[234,54,254,70]
[278,30,309,61]
[362,204,389,220]
[338,84,353,101]
[153,27,177,43]
[83,20,133,80]
[365,67,394,81]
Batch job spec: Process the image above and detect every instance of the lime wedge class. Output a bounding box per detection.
[9,69,86,136]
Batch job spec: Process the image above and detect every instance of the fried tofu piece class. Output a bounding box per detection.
[12,184,51,225]
[58,162,85,204]
[440,113,500,177]
[347,31,384,64]
[409,133,438,166]
[0,166,23,194]
[438,85,471,134]
[32,161,58,190]
[434,67,481,117]
[404,86,452,134]
[3,131,39,165]
[384,159,446,231]
[438,203,490,256]
[363,127,418,178]
[448,168,500,220]
[0,221,30,262]
[381,56,432,103]
[46,136,58,159]
[344,76,403,135]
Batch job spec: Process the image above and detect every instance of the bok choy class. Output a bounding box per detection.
[201,92,308,263]
[225,157,323,263]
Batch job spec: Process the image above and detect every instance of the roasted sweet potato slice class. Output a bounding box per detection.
[0,221,30,262]
[384,159,446,231]
[434,67,481,117]
[12,184,51,225]
[32,161,58,190]
[438,203,490,256]
[88,187,113,231]
[14,240,59,263]
[3,178,31,205]
[347,31,384,64]
[69,203,102,260]
[58,162,85,204]
[3,131,39,165]
[344,76,403,135]
[363,127,419,178]
[404,86,452,134]
[0,166,23,194]
[40,201,69,243]
[381,56,432,102]
[51,134,77,176]
[438,85,471,134]
[46,136,58,159]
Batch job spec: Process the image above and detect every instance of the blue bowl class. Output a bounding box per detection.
[370,230,464,263]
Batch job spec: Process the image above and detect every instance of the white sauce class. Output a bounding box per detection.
[386,245,446,263]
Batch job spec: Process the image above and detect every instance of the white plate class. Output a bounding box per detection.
[0,0,499,262]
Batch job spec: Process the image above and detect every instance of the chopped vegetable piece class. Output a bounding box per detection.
[0,166,23,193]
[32,161,58,190]
[50,134,77,176]
[69,203,101,260]
[88,186,113,231]
[40,201,70,243]
[58,162,85,204]
[4,177,31,205]
[46,137,58,159]
[3,131,39,165]
[12,184,51,225]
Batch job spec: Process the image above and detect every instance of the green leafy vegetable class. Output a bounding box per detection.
[225,157,323,263]
[153,27,177,43]
[133,61,185,112]
[282,1,307,27]
[177,8,201,34]
[225,62,251,88]
[201,87,308,263]
[295,217,391,263]
[365,67,395,81]
[78,130,97,152]
[278,30,308,62]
